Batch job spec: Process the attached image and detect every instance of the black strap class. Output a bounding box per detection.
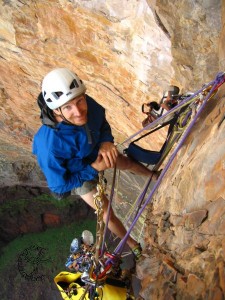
[84,124,92,144]
[132,119,173,144]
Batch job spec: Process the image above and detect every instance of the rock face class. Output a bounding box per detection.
[0,0,225,299]
[148,0,222,89]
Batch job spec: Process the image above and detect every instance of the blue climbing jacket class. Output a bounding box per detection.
[32,95,114,195]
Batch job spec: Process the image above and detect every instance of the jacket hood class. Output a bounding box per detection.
[41,110,57,127]
[37,92,57,128]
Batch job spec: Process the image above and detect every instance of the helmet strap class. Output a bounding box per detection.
[59,108,75,125]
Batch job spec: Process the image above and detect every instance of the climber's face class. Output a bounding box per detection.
[54,94,88,126]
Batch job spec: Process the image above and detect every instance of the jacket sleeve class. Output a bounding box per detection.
[44,153,98,194]
[33,138,98,195]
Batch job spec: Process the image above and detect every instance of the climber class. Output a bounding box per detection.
[142,85,180,127]
[32,67,160,259]
[124,86,182,165]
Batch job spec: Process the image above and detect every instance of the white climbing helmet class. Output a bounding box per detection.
[42,68,87,110]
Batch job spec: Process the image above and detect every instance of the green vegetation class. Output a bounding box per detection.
[0,194,76,216]
[0,198,28,216]
[35,193,78,208]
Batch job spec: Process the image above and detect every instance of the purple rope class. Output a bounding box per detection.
[114,73,224,254]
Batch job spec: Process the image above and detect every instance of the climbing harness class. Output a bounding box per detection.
[54,72,225,300]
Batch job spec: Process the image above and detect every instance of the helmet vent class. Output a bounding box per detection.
[70,79,79,89]
[46,98,52,103]
[52,91,63,99]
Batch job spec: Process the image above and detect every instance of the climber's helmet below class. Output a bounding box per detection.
[42,68,87,110]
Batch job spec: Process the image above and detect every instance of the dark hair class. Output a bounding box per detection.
[148,101,161,111]
[37,93,56,123]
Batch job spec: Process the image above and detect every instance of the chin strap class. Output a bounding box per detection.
[57,108,74,125]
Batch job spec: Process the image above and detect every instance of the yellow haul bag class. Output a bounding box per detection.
[54,271,127,300]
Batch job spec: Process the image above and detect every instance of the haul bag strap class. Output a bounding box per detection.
[124,142,162,165]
